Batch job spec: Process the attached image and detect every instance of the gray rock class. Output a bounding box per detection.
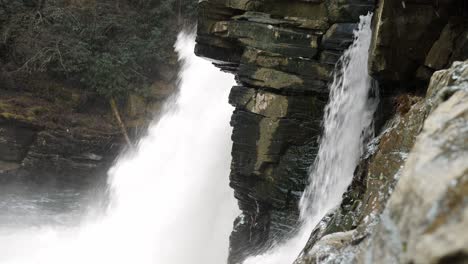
[382,89,468,264]
[296,60,468,264]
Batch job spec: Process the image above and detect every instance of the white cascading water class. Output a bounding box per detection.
[244,14,377,264]
[0,32,239,264]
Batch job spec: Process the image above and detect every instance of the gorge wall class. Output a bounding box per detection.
[196,0,468,263]
[0,0,187,184]
[0,73,177,184]
[196,1,374,262]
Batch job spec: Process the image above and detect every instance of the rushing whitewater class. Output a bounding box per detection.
[0,33,239,264]
[244,14,377,264]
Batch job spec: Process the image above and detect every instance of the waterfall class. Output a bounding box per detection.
[0,32,239,264]
[243,14,377,264]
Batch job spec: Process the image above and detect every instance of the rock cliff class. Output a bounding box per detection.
[0,72,177,184]
[0,0,185,184]
[196,0,375,262]
[196,0,467,263]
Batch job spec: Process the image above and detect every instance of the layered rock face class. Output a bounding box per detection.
[197,0,467,263]
[0,91,123,184]
[292,1,468,262]
[196,0,374,262]
[0,74,177,184]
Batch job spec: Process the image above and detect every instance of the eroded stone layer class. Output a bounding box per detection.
[196,1,374,262]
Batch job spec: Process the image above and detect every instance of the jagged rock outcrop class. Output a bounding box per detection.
[196,0,374,262]
[295,60,468,264]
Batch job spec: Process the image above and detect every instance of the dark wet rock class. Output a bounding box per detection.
[319,50,343,65]
[0,119,122,184]
[232,12,330,31]
[212,20,320,59]
[241,48,334,82]
[196,0,374,262]
[0,89,126,184]
[0,120,37,163]
[322,23,358,50]
[22,130,121,184]
[368,0,466,84]
[424,19,468,71]
[326,0,375,23]
[196,0,468,262]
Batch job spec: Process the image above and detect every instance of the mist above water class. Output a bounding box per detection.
[0,32,239,264]
[243,14,377,264]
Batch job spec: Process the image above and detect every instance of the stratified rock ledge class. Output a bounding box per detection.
[196,0,374,262]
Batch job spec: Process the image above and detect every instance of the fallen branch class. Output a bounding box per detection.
[110,97,133,149]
